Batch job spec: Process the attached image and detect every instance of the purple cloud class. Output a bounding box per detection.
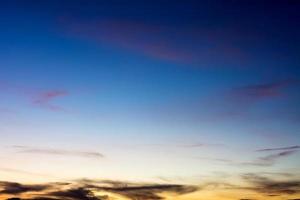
[232,79,299,101]
[60,18,248,65]
[32,90,69,111]
[256,146,300,152]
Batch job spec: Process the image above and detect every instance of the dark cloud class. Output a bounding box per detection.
[0,181,49,195]
[0,180,197,200]
[242,173,300,195]
[239,199,256,200]
[256,145,300,152]
[46,188,102,200]
[80,179,198,200]
[12,146,104,159]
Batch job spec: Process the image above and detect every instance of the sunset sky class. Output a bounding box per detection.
[0,1,300,200]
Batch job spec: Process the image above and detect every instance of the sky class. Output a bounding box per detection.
[0,0,300,199]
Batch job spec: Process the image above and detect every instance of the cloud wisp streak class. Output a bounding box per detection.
[195,148,298,167]
[12,146,104,159]
[0,82,70,112]
[61,18,250,66]
[256,145,300,152]
[231,79,299,102]
[242,150,298,167]
[220,79,300,119]
[32,90,69,112]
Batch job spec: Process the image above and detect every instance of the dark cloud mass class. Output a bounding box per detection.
[0,180,198,200]
[243,173,300,195]
[0,182,49,195]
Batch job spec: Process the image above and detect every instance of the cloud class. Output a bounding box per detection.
[92,183,197,200]
[239,199,256,200]
[32,90,69,111]
[175,143,224,148]
[195,149,298,167]
[12,146,104,159]
[61,18,248,65]
[232,79,299,101]
[0,82,70,112]
[242,173,300,195]
[256,145,300,152]
[202,79,300,120]
[242,150,298,167]
[0,180,198,200]
[45,188,101,200]
[0,182,49,195]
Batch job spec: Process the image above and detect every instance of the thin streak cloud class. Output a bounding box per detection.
[12,146,104,159]
[256,145,300,152]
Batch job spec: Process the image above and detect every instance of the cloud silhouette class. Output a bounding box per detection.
[0,182,49,195]
[242,173,300,195]
[0,180,198,200]
[46,188,102,200]
[12,146,104,159]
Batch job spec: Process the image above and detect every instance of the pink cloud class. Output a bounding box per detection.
[61,19,247,65]
[231,79,299,102]
[32,90,69,111]
[0,82,69,112]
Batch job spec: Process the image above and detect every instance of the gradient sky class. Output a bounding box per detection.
[0,1,300,200]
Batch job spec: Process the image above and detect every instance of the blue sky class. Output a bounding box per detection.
[0,1,300,199]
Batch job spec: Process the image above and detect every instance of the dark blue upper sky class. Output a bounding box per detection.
[0,0,300,186]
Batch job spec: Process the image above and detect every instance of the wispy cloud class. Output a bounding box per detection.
[243,150,298,167]
[175,143,224,148]
[206,79,300,120]
[195,148,298,167]
[32,90,69,111]
[256,145,300,152]
[231,79,299,101]
[0,82,70,112]
[60,18,248,66]
[12,146,104,159]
